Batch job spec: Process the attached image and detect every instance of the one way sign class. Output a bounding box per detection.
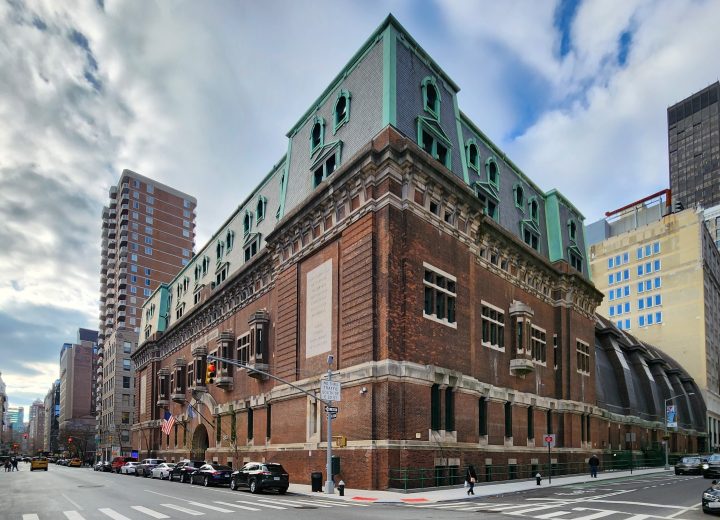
[325,406,338,413]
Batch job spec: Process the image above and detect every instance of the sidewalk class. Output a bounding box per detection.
[288,467,671,503]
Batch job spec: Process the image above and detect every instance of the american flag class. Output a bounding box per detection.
[162,411,175,435]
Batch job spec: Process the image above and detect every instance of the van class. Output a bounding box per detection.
[111,456,137,473]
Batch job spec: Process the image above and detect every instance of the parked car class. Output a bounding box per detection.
[190,463,233,487]
[151,463,176,480]
[676,456,703,475]
[136,458,166,477]
[703,480,720,513]
[230,462,289,494]
[120,461,140,475]
[111,456,137,474]
[170,460,206,483]
[30,457,49,472]
[704,455,720,479]
[94,461,112,472]
[68,458,82,467]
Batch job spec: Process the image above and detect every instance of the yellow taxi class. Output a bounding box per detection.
[68,458,82,467]
[30,457,48,471]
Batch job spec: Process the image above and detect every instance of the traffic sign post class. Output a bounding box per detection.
[543,434,556,483]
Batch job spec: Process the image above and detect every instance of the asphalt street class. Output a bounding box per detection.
[0,465,715,520]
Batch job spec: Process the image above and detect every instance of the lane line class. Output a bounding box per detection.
[62,494,84,510]
[535,512,574,519]
[234,500,287,510]
[667,503,703,518]
[187,502,233,513]
[587,499,689,509]
[63,512,85,520]
[161,503,205,516]
[99,509,132,520]
[212,501,259,511]
[22,515,40,520]
[131,506,170,518]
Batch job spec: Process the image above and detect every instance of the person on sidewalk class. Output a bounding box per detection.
[466,464,478,495]
[588,454,600,478]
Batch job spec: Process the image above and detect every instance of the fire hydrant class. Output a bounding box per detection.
[536,473,542,486]
[338,480,345,496]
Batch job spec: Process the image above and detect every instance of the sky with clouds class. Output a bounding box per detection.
[1,0,719,413]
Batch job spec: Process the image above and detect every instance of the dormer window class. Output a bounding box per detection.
[310,117,325,154]
[529,198,539,223]
[243,211,252,236]
[226,229,235,251]
[256,196,267,222]
[216,240,225,260]
[568,219,577,242]
[333,90,351,132]
[466,140,479,171]
[486,158,499,188]
[422,77,440,118]
[514,184,525,209]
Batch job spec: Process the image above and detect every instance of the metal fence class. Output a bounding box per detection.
[388,450,679,491]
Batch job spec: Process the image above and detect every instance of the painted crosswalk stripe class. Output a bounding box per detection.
[570,509,616,520]
[22,515,40,520]
[535,511,574,519]
[257,499,303,508]
[235,500,287,510]
[270,498,333,508]
[624,515,650,520]
[99,509,132,520]
[63,512,85,520]
[187,502,233,513]
[212,501,259,511]
[161,503,205,516]
[506,504,566,515]
[311,500,354,507]
[131,506,170,518]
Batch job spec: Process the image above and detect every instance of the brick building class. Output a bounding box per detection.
[132,16,705,489]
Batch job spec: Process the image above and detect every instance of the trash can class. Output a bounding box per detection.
[311,471,323,492]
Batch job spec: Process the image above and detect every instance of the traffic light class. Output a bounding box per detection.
[68,437,73,443]
[205,362,216,384]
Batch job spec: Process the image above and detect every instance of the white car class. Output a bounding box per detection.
[151,463,176,480]
[120,462,140,475]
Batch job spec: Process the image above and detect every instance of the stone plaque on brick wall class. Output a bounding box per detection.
[306,259,333,358]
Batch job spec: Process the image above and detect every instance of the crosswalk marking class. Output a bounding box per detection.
[624,515,651,520]
[570,509,616,520]
[22,515,40,520]
[187,502,233,513]
[506,504,568,515]
[161,503,205,516]
[270,498,333,508]
[131,506,170,518]
[235,500,287,510]
[212,501,259,511]
[311,499,353,507]
[535,511,574,519]
[257,498,304,508]
[63,512,85,520]
[99,509,132,520]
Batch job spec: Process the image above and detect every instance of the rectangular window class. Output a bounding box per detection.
[423,264,457,326]
[637,265,643,276]
[131,254,138,261]
[504,402,513,438]
[144,278,151,286]
[133,201,139,210]
[623,269,629,280]
[624,302,630,313]
[639,315,645,327]
[145,226,153,234]
[546,410,553,434]
[655,294,662,306]
[647,313,654,325]
[637,247,643,260]
[147,207,154,215]
[130,275,137,283]
[481,302,505,350]
[266,405,272,439]
[444,389,455,432]
[653,242,660,254]
[645,280,652,291]
[479,397,488,436]
[654,277,661,289]
[608,258,614,269]
[144,268,151,276]
[130,286,137,294]
[623,252,629,264]
[624,286,630,297]
[656,311,662,323]
[430,384,441,430]
[646,296,652,308]
[183,209,191,218]
[182,249,190,258]
[122,412,130,425]
[147,195,154,204]
[123,341,132,354]
[132,211,138,220]
[637,282,643,293]
[146,216,153,224]
[527,406,534,440]
[144,237,152,245]
[143,288,152,297]
[123,359,131,370]
[131,264,138,273]
[531,326,546,363]
[654,259,661,271]
[609,306,615,316]
[645,245,651,257]
[132,190,139,199]
[145,247,152,255]
[638,299,644,310]
[183,229,190,238]
[616,304,622,315]
[615,255,621,266]
[576,340,590,375]
[183,220,190,228]
[624,319,630,330]
[247,408,254,440]
[609,291,615,301]
[123,376,131,389]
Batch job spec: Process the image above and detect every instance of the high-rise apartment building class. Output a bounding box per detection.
[43,379,60,453]
[6,407,24,431]
[668,82,720,210]
[59,330,98,448]
[97,170,196,459]
[587,191,720,449]
[28,399,45,454]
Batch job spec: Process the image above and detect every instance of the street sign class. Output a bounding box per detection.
[543,434,556,447]
[329,413,337,419]
[325,406,339,413]
[321,380,341,402]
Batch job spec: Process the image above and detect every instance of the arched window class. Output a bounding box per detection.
[568,220,577,241]
[226,229,235,251]
[466,140,479,171]
[421,77,441,118]
[243,211,252,236]
[529,198,539,223]
[486,158,499,188]
[216,241,224,260]
[310,117,324,154]
[333,90,351,132]
[514,184,525,208]
[256,197,267,222]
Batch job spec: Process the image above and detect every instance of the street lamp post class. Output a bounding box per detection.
[664,392,694,470]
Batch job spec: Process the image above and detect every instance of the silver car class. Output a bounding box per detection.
[120,461,139,475]
[151,463,176,480]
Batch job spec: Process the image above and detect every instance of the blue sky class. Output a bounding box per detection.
[2,0,720,412]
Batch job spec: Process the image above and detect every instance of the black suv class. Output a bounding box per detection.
[230,462,289,494]
[171,460,206,483]
[136,458,166,477]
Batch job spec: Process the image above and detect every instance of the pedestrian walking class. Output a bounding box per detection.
[3,459,9,472]
[12,457,19,471]
[588,454,600,478]
[465,464,478,495]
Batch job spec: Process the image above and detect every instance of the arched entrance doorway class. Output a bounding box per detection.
[191,424,209,461]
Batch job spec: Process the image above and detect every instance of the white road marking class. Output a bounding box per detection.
[131,506,170,518]
[624,515,651,520]
[587,499,688,509]
[235,500,287,510]
[22,515,40,520]
[569,508,616,520]
[535,512,574,519]
[257,498,303,508]
[187,501,233,513]
[312,499,353,507]
[667,504,703,518]
[63,512,85,520]
[161,503,205,516]
[212,501,259,511]
[99,509,132,520]
[62,494,84,510]
[270,498,333,508]
[506,504,567,515]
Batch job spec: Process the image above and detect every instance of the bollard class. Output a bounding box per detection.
[338,480,345,496]
[536,473,542,486]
